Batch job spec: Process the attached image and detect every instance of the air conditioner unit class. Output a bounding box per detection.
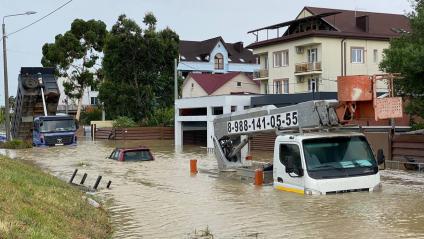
[296,47,304,54]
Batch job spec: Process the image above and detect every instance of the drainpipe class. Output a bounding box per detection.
[340,38,346,76]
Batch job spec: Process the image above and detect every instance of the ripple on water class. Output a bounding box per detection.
[4,139,424,239]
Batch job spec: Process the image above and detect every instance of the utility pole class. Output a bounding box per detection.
[2,22,10,140]
[2,11,37,140]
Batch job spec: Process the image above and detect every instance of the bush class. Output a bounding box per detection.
[113,116,137,128]
[142,107,174,127]
[80,107,102,125]
[0,139,32,149]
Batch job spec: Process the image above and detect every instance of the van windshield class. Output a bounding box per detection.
[303,136,377,178]
[40,119,76,133]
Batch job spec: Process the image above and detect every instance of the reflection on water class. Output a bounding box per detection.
[3,139,424,239]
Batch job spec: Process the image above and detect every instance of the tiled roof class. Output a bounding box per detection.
[179,36,256,64]
[305,6,410,36]
[187,72,256,95]
[248,6,410,49]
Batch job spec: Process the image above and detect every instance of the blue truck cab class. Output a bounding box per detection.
[32,115,78,146]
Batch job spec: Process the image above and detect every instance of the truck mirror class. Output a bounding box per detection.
[377,149,385,165]
[75,120,79,130]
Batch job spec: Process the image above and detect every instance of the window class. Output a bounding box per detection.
[283,79,289,94]
[214,53,224,69]
[307,48,318,63]
[303,136,378,179]
[373,49,378,63]
[123,150,154,161]
[273,50,289,67]
[351,47,364,63]
[236,82,242,87]
[90,97,97,105]
[109,150,120,160]
[279,144,303,174]
[308,78,318,92]
[274,80,282,94]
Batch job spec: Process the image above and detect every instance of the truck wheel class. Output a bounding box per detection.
[22,77,39,89]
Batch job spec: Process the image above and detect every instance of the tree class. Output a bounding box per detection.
[99,13,179,121]
[41,19,107,120]
[380,0,424,119]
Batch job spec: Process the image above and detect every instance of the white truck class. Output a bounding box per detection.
[213,100,385,195]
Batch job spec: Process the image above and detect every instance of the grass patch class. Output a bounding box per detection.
[0,139,32,149]
[0,156,112,238]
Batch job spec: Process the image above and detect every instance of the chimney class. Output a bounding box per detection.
[234,42,244,53]
[356,15,369,32]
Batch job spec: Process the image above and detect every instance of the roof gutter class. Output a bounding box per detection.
[341,38,346,76]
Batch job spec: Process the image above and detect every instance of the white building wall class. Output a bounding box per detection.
[175,95,253,150]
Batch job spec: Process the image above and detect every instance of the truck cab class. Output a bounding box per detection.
[273,132,381,195]
[32,115,78,146]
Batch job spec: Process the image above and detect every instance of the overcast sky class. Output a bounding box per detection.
[0,0,413,105]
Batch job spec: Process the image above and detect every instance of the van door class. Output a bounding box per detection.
[274,143,305,194]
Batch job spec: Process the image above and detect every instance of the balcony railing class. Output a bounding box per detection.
[295,62,322,73]
[253,69,269,79]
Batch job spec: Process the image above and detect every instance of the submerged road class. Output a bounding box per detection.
[2,139,424,238]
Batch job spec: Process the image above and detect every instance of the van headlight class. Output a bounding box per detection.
[304,188,322,195]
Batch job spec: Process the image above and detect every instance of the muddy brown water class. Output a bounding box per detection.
[2,139,424,239]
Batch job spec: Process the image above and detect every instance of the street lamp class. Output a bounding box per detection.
[2,11,36,140]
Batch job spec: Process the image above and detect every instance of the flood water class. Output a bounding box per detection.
[2,139,424,238]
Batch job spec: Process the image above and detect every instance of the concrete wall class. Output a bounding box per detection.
[175,95,253,150]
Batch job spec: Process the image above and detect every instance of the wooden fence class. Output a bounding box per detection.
[94,127,174,140]
[391,134,424,164]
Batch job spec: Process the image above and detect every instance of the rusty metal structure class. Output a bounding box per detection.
[336,74,404,125]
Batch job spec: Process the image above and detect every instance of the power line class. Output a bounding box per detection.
[6,0,73,38]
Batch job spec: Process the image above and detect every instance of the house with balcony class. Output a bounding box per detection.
[247,6,410,96]
[178,36,259,76]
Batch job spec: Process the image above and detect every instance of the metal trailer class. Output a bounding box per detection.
[11,67,60,140]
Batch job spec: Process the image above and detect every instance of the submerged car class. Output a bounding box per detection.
[108,147,154,161]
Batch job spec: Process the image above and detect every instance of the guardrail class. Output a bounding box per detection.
[253,69,269,79]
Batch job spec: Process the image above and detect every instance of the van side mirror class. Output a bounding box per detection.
[75,119,79,130]
[377,149,385,165]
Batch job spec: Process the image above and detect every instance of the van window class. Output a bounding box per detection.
[279,144,302,170]
[123,150,153,161]
[110,150,120,160]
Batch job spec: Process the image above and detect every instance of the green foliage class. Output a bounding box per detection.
[113,116,137,128]
[0,139,32,149]
[80,107,103,125]
[41,19,108,120]
[142,107,174,127]
[99,13,179,122]
[0,107,4,125]
[411,122,424,130]
[380,1,424,119]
